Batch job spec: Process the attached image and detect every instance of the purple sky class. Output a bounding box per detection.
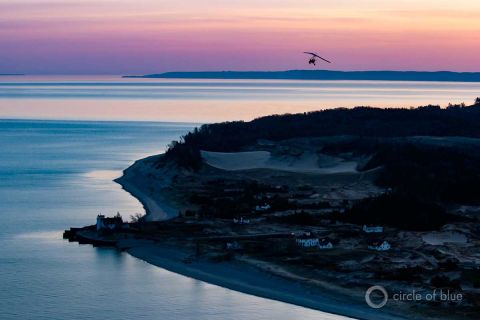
[1,0,479,74]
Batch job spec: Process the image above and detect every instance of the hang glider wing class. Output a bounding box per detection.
[303,52,332,63]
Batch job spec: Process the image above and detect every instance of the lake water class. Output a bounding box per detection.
[1,76,475,319]
[1,75,480,122]
[0,120,349,320]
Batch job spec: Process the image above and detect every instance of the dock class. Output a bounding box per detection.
[63,226,117,247]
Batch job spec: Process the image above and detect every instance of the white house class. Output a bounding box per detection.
[296,232,319,247]
[368,240,391,251]
[226,241,241,250]
[233,216,250,224]
[255,204,271,212]
[96,213,127,232]
[318,238,333,250]
[363,224,384,233]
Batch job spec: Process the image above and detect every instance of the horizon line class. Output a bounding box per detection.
[4,69,480,76]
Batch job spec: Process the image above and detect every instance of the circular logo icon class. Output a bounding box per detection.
[365,285,388,308]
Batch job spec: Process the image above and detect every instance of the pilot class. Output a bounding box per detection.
[309,58,316,65]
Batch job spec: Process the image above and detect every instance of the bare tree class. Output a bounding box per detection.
[130,212,145,223]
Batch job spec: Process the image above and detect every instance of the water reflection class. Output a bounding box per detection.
[1,76,480,122]
[0,120,353,320]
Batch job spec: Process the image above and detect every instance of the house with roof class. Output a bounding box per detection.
[226,241,241,250]
[363,224,384,233]
[368,239,391,251]
[318,238,333,250]
[96,213,128,232]
[295,232,319,247]
[255,204,271,212]
[233,216,250,224]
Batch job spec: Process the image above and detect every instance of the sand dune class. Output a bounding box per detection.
[201,150,357,174]
[115,155,179,221]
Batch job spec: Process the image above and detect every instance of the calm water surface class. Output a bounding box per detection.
[0,120,349,320]
[1,75,480,122]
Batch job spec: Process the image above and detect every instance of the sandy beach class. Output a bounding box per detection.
[121,240,408,320]
[113,153,415,320]
[115,155,179,221]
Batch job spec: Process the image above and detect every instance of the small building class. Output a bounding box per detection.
[255,204,271,212]
[96,213,127,232]
[226,241,241,250]
[368,240,391,251]
[318,238,333,250]
[363,224,384,233]
[296,232,319,247]
[233,216,250,224]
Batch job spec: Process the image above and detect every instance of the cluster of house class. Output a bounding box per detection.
[295,232,334,250]
[233,216,251,224]
[362,224,390,251]
[367,239,391,251]
[96,213,129,232]
[231,203,271,224]
[294,224,391,252]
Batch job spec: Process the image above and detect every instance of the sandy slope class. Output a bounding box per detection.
[115,155,179,221]
[201,150,357,174]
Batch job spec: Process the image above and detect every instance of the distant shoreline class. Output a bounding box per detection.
[0,74,25,76]
[123,70,480,82]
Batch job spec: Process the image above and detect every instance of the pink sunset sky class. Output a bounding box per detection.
[1,0,479,74]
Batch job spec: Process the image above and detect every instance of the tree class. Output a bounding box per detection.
[130,212,144,223]
[475,97,480,105]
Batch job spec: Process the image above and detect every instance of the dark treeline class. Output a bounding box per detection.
[327,141,480,230]
[341,193,465,231]
[321,139,480,230]
[364,143,480,204]
[164,102,480,168]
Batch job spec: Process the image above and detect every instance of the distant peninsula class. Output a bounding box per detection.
[0,73,25,76]
[123,70,480,82]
